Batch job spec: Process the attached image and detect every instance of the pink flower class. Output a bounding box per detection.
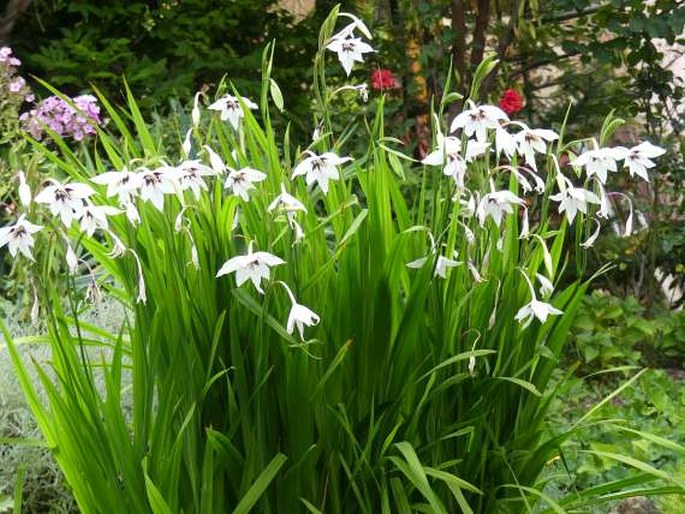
[499,89,523,116]
[20,94,101,141]
[371,68,399,91]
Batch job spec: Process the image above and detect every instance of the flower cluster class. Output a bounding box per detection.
[0,47,33,138]
[419,99,665,325]
[370,68,399,91]
[20,94,101,141]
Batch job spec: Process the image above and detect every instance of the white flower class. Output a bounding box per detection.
[406,254,461,279]
[536,273,554,297]
[292,151,351,194]
[622,141,666,181]
[513,127,558,171]
[65,240,79,275]
[177,159,216,199]
[78,204,121,237]
[207,94,257,130]
[216,242,285,294]
[333,13,373,40]
[450,103,509,143]
[203,145,227,174]
[476,190,525,227]
[34,181,95,226]
[515,296,563,327]
[192,92,201,127]
[280,282,320,341]
[268,183,307,214]
[326,37,375,76]
[123,201,141,225]
[137,166,180,212]
[17,171,31,207]
[182,128,192,157]
[495,127,517,159]
[91,168,142,203]
[548,176,601,224]
[0,215,43,261]
[515,271,562,327]
[422,134,488,187]
[224,167,267,201]
[570,146,628,184]
[287,302,321,341]
[581,219,602,249]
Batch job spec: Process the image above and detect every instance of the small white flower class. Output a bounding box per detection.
[513,126,558,171]
[450,103,509,143]
[581,219,602,249]
[570,146,628,184]
[78,204,121,237]
[91,168,142,203]
[476,190,525,227]
[280,282,320,341]
[123,201,141,225]
[623,141,666,181]
[326,36,375,76]
[203,145,227,174]
[224,167,267,201]
[34,181,95,227]
[406,254,461,279]
[177,159,216,199]
[216,242,285,294]
[495,127,517,159]
[192,92,201,127]
[268,183,307,214]
[422,134,488,188]
[536,273,554,297]
[0,215,42,260]
[287,302,321,341]
[17,171,31,207]
[515,271,562,327]
[207,94,257,130]
[548,176,601,224]
[137,166,180,212]
[292,151,351,194]
[65,240,79,275]
[182,128,192,157]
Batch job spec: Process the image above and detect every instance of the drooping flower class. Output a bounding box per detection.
[622,141,666,181]
[268,183,307,214]
[515,271,563,327]
[450,102,509,143]
[326,37,375,76]
[569,146,628,184]
[0,215,43,261]
[280,281,320,341]
[34,181,95,226]
[208,94,257,130]
[499,89,523,116]
[216,242,285,294]
[292,151,351,194]
[406,253,461,279]
[371,68,399,90]
[91,167,142,203]
[224,167,267,201]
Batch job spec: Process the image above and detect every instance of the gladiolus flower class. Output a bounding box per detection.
[216,242,285,294]
[0,215,43,261]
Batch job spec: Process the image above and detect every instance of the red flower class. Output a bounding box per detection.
[371,68,399,91]
[499,89,523,115]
